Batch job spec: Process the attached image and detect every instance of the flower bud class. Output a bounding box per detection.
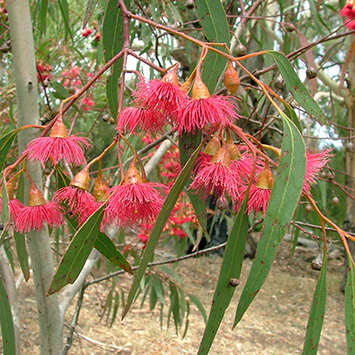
[235,44,247,57]
[162,64,180,86]
[70,167,91,191]
[50,117,68,138]
[211,146,231,167]
[93,174,109,202]
[123,162,144,184]
[224,61,240,95]
[191,73,210,99]
[204,136,221,156]
[256,167,274,190]
[28,184,46,206]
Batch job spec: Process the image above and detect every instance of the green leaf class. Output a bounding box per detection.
[0,277,16,355]
[94,232,132,274]
[51,82,70,100]
[345,260,355,354]
[55,165,70,189]
[195,0,230,93]
[1,183,10,244]
[122,140,204,319]
[188,294,207,325]
[284,102,302,132]
[234,111,306,326]
[83,0,98,29]
[266,51,327,125]
[0,129,19,173]
[179,132,207,232]
[64,205,131,273]
[110,291,120,327]
[58,0,74,42]
[198,194,250,355]
[302,256,327,354]
[103,0,126,117]
[47,204,106,295]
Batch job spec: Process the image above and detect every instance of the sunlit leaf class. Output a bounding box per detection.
[345,260,355,354]
[196,0,230,93]
[198,192,250,354]
[302,256,327,354]
[266,51,327,125]
[0,277,16,355]
[234,110,306,326]
[122,140,204,319]
[47,204,106,295]
[0,129,19,173]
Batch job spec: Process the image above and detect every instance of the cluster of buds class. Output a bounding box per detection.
[81,25,101,41]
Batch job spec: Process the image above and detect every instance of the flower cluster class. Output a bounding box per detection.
[117,64,239,136]
[340,1,355,29]
[37,61,53,83]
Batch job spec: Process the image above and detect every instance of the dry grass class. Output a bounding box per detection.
[17,240,346,354]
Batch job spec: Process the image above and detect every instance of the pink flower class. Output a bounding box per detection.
[9,199,24,221]
[116,107,165,134]
[14,184,64,233]
[237,167,274,215]
[81,28,93,37]
[54,186,97,225]
[303,149,331,193]
[340,3,355,29]
[177,95,238,135]
[239,184,272,216]
[23,117,91,166]
[134,65,187,119]
[81,96,95,112]
[190,146,240,203]
[103,182,165,228]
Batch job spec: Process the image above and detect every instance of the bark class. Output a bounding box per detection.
[6,1,62,353]
[343,38,355,291]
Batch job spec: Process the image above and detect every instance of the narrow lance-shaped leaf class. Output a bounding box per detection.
[0,277,16,355]
[0,183,10,244]
[195,0,230,93]
[266,51,327,125]
[122,140,204,319]
[47,203,106,295]
[345,259,355,354]
[103,0,128,117]
[64,209,132,274]
[0,129,19,173]
[198,191,250,355]
[302,255,327,355]
[234,110,306,326]
[83,0,98,29]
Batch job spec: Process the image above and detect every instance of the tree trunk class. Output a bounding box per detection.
[6,1,63,353]
[343,38,355,291]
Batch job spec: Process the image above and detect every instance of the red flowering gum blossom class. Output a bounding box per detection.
[303,149,332,194]
[190,146,240,203]
[53,167,97,225]
[177,74,238,135]
[15,184,64,233]
[237,167,274,215]
[134,64,188,119]
[340,2,355,29]
[116,106,165,134]
[23,117,91,166]
[103,163,165,228]
[81,28,93,37]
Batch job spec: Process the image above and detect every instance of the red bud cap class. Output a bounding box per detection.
[192,72,210,99]
[123,162,144,185]
[70,167,90,191]
[204,136,221,156]
[211,146,231,167]
[93,174,109,202]
[50,117,68,138]
[224,61,240,95]
[256,167,274,190]
[162,64,180,86]
[28,184,46,206]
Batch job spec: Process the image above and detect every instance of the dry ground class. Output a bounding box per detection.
[17,240,346,354]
